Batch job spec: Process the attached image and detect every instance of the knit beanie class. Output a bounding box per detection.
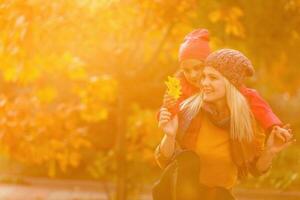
[205,49,254,88]
[178,28,211,63]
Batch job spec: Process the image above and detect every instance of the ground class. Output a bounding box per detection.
[0,176,299,200]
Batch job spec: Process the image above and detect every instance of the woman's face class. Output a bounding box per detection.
[180,59,205,87]
[201,66,226,102]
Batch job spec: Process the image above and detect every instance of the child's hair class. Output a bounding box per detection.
[180,77,255,142]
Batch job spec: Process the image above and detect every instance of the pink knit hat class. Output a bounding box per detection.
[205,48,254,88]
[178,28,211,63]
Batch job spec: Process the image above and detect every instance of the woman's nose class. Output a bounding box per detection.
[190,70,198,79]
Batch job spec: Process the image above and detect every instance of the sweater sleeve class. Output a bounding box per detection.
[154,142,182,169]
[233,122,270,179]
[241,87,282,131]
[248,157,272,177]
[249,127,271,177]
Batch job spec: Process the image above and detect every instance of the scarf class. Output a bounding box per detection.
[176,103,266,179]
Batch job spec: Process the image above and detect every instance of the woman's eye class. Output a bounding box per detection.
[183,68,191,73]
[194,63,204,71]
[193,65,201,71]
[209,76,217,80]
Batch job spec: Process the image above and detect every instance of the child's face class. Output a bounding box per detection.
[180,59,204,87]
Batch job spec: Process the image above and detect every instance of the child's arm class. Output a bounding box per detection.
[240,87,282,132]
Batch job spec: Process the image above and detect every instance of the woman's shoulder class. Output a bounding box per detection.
[177,109,204,133]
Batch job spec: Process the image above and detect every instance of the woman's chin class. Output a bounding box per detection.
[203,94,221,103]
[203,95,213,102]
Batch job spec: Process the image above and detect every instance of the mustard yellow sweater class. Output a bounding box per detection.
[196,114,237,189]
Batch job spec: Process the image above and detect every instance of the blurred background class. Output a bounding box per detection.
[0,0,299,199]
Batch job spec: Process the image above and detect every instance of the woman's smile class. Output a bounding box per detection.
[201,67,226,102]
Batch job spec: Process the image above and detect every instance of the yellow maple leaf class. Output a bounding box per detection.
[165,76,182,100]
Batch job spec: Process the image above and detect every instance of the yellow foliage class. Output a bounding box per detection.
[78,75,117,122]
[71,137,92,149]
[36,87,58,103]
[3,66,19,82]
[67,57,87,81]
[69,152,81,167]
[48,160,56,178]
[0,0,297,181]
[209,6,245,38]
[19,66,40,84]
[165,76,182,100]
[209,10,221,23]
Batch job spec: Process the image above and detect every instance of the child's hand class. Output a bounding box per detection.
[272,124,293,142]
[266,125,295,155]
[158,107,178,138]
[162,93,177,109]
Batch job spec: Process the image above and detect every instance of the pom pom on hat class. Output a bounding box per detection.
[178,28,211,63]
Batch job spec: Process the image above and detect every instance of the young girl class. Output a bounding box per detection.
[155,49,294,200]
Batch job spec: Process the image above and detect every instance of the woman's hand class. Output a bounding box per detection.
[158,107,178,137]
[266,125,295,155]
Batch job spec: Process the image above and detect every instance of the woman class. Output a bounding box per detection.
[155,49,294,200]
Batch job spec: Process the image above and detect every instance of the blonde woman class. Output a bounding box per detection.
[154,49,294,200]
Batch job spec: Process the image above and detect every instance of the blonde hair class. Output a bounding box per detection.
[224,78,255,142]
[180,78,255,142]
[180,92,203,121]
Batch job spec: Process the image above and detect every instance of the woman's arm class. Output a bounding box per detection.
[255,148,276,173]
[158,134,177,158]
[154,135,177,169]
[154,108,179,168]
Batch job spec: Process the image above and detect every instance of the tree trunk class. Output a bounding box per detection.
[115,85,127,200]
